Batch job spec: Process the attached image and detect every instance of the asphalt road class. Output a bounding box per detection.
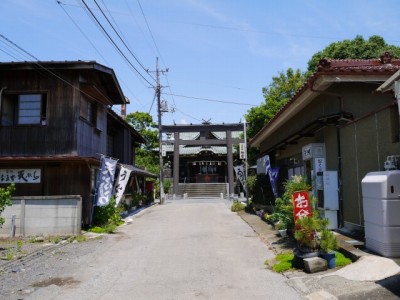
[7,198,303,300]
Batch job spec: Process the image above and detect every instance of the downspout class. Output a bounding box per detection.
[308,80,345,228]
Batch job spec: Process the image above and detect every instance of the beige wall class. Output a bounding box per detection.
[257,82,400,231]
[0,195,82,237]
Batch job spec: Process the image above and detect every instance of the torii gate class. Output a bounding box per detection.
[161,123,244,196]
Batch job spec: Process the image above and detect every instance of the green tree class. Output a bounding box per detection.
[306,35,400,76]
[246,35,400,166]
[0,184,15,227]
[126,111,159,174]
[246,68,305,139]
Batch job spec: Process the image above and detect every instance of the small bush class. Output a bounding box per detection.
[74,235,87,243]
[269,252,295,273]
[231,201,246,212]
[88,224,117,234]
[335,251,352,267]
[0,183,15,228]
[5,249,13,261]
[93,197,123,226]
[273,261,292,273]
[16,240,23,252]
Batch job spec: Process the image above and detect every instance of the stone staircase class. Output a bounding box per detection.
[177,183,228,198]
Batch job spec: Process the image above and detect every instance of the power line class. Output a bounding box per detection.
[93,0,155,81]
[80,0,155,88]
[0,34,39,61]
[57,1,109,64]
[0,34,118,106]
[164,93,257,107]
[58,1,148,109]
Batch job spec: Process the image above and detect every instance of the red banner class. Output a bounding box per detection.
[292,191,312,220]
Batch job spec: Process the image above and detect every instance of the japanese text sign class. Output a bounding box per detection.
[0,169,41,184]
[96,156,118,206]
[292,191,312,220]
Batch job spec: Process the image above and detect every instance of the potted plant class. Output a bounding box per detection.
[293,208,330,269]
[275,221,288,238]
[319,229,338,269]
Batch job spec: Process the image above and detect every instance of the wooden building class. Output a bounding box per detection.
[0,61,149,225]
[249,53,400,233]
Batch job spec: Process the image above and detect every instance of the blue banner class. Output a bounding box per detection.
[96,155,118,206]
[265,155,279,198]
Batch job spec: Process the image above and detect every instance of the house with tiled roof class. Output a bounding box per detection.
[249,52,400,233]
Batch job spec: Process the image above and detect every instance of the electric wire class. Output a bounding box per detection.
[57,1,109,64]
[165,93,257,107]
[57,0,147,109]
[80,0,155,88]
[93,0,155,81]
[136,0,178,116]
[0,34,117,106]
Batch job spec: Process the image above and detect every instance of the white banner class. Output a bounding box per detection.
[113,165,132,206]
[234,165,246,189]
[0,169,41,184]
[96,156,118,206]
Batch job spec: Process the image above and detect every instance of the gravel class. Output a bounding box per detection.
[0,234,107,300]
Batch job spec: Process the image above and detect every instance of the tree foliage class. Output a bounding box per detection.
[126,111,159,174]
[0,183,15,227]
[246,35,400,164]
[306,35,400,75]
[246,68,305,139]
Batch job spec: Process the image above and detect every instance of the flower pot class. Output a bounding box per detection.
[293,246,319,269]
[278,229,287,238]
[320,251,336,269]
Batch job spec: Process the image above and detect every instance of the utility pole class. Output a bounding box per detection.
[243,118,249,205]
[153,57,168,204]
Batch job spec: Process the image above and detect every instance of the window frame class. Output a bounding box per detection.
[80,95,98,127]
[0,92,47,126]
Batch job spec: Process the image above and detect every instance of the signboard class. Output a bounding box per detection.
[96,156,118,206]
[292,191,312,220]
[239,143,246,159]
[0,169,41,183]
[234,165,246,189]
[113,165,133,206]
[161,144,166,157]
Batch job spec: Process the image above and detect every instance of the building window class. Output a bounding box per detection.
[80,96,97,127]
[1,93,47,126]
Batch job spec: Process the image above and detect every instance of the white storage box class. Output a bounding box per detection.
[361,170,400,257]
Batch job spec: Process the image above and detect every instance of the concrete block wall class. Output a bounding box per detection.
[0,195,82,237]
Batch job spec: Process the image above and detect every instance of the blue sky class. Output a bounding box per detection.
[1,0,400,126]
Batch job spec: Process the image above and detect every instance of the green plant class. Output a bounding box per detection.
[16,240,23,252]
[269,175,312,232]
[269,252,295,273]
[68,235,87,243]
[335,251,352,267]
[5,249,13,261]
[88,224,117,234]
[231,201,245,212]
[245,175,257,196]
[320,229,338,253]
[48,236,61,244]
[163,179,172,194]
[294,214,328,251]
[275,221,287,230]
[93,197,123,226]
[0,183,15,228]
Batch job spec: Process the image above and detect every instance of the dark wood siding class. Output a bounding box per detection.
[0,69,77,156]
